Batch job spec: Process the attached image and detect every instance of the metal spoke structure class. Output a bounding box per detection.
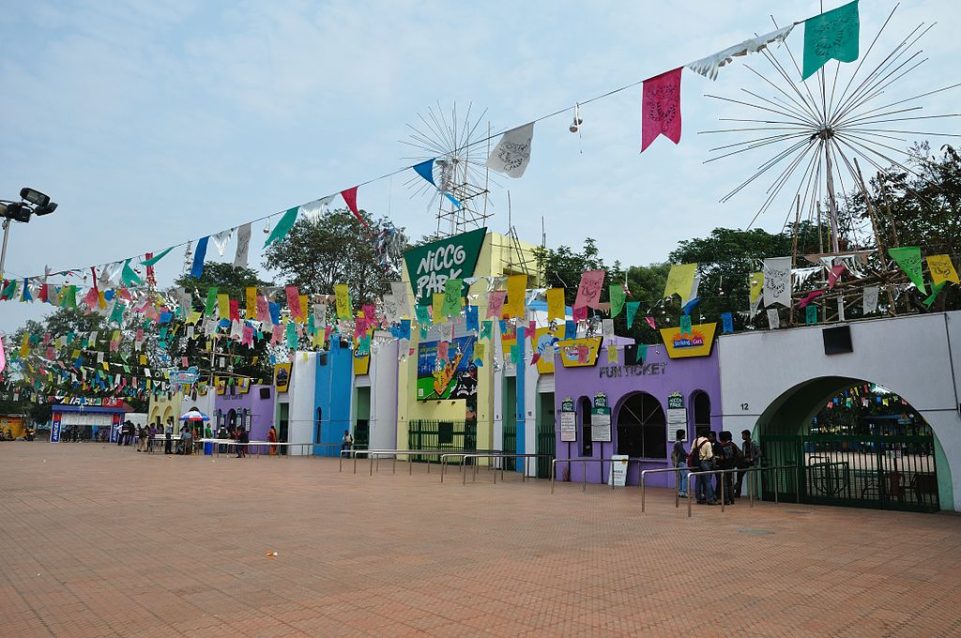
[702,5,961,256]
[401,102,494,238]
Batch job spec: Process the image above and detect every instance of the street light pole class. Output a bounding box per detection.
[0,218,10,278]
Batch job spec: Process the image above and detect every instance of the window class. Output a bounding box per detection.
[692,391,711,437]
[579,397,593,457]
[616,393,666,459]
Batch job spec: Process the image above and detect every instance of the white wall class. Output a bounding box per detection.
[718,311,961,510]
[285,352,317,455]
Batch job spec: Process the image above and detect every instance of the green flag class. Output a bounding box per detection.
[625,301,640,328]
[141,247,174,267]
[922,282,947,309]
[441,278,463,319]
[61,285,77,309]
[888,246,926,294]
[205,287,219,316]
[609,284,626,318]
[802,0,860,80]
[805,304,818,325]
[121,259,143,287]
[264,207,299,247]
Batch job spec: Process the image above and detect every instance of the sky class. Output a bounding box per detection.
[1,0,959,333]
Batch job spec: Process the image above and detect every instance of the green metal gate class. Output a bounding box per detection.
[407,420,476,463]
[762,430,939,512]
[502,421,516,471]
[536,422,555,479]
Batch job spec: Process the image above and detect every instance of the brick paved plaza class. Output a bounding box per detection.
[1,443,960,637]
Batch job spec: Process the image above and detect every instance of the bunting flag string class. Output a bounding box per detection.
[641,68,683,152]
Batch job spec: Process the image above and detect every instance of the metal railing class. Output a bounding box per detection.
[683,464,800,517]
[340,448,493,475]
[551,458,613,493]
[455,453,555,485]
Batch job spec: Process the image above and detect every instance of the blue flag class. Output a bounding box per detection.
[412,159,436,187]
[465,305,479,332]
[564,320,576,340]
[190,236,209,279]
[720,312,733,334]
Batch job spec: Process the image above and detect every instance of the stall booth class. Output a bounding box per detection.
[553,324,722,487]
[50,397,132,443]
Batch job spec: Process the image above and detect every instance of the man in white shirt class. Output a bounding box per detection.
[690,433,717,505]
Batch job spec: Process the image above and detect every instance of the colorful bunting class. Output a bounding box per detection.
[486,291,507,319]
[927,254,959,286]
[720,312,733,334]
[888,246,926,294]
[625,301,640,329]
[141,247,173,267]
[504,275,527,318]
[762,257,792,307]
[663,263,697,303]
[335,284,351,320]
[265,207,299,247]
[687,24,795,80]
[805,304,819,325]
[340,187,367,227]
[802,0,860,80]
[486,122,534,178]
[923,282,947,309]
[609,284,626,318]
[234,223,252,268]
[574,270,605,309]
[413,159,436,187]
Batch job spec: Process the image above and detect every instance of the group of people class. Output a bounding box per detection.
[671,429,761,505]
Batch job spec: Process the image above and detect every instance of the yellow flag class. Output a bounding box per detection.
[97,290,107,309]
[245,287,257,320]
[187,311,202,325]
[334,284,351,319]
[749,272,764,306]
[504,274,528,318]
[474,342,486,360]
[546,287,566,321]
[217,293,230,319]
[19,334,30,358]
[298,295,309,325]
[927,254,960,285]
[139,355,148,365]
[663,263,697,302]
[433,292,446,322]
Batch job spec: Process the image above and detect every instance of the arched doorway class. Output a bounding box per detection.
[615,392,666,459]
[756,376,946,512]
[578,397,592,457]
[690,391,711,438]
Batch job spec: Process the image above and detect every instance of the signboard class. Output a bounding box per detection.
[51,396,125,408]
[534,327,561,375]
[215,377,227,395]
[591,408,611,442]
[168,367,200,385]
[273,363,292,393]
[608,455,629,487]
[667,409,688,440]
[403,227,487,303]
[557,337,604,368]
[659,323,718,359]
[416,335,478,401]
[667,392,684,410]
[560,396,577,443]
[50,413,62,443]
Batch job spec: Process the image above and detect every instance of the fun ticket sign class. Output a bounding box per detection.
[403,228,487,304]
[659,323,718,359]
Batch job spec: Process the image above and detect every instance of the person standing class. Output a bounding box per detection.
[707,431,722,501]
[236,426,248,458]
[341,430,353,453]
[267,425,278,456]
[689,432,716,505]
[137,425,148,452]
[164,420,173,454]
[147,423,157,453]
[116,421,124,446]
[735,429,761,498]
[670,429,689,498]
[716,431,742,505]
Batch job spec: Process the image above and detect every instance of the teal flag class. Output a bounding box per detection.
[679,314,692,335]
[415,304,432,327]
[636,343,647,364]
[802,0,859,80]
[109,302,125,325]
[609,284,626,318]
[121,259,143,287]
[805,304,818,325]
[286,321,298,348]
[264,207,299,247]
[480,320,493,341]
[625,301,640,328]
[441,278,463,318]
[141,247,173,267]
[923,282,947,309]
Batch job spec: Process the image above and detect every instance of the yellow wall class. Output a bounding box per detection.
[397,231,542,452]
[148,392,184,429]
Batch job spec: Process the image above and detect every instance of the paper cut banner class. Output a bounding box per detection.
[805,304,819,325]
[234,223,251,268]
[265,207,298,247]
[486,122,534,178]
[802,0,860,80]
[641,67,683,151]
[927,254,959,286]
[663,263,697,303]
[546,288,566,322]
[504,274,527,318]
[334,284,351,320]
[862,286,879,314]
[574,270,605,309]
[763,257,792,307]
[625,301,640,329]
[687,24,795,80]
[609,284,626,318]
[888,246,926,294]
[766,308,780,330]
[486,290,506,319]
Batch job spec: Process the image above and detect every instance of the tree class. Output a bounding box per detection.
[262,208,404,304]
[535,238,622,307]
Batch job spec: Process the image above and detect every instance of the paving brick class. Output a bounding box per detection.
[1,443,960,637]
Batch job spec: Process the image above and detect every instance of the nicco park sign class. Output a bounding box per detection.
[403,227,487,303]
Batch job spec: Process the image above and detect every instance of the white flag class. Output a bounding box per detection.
[763,257,792,307]
[687,24,795,80]
[486,122,534,178]
[382,294,398,323]
[211,229,233,256]
[312,303,327,326]
[766,308,780,330]
[862,286,879,315]
[234,223,252,268]
[300,195,336,221]
[601,318,615,338]
[390,281,410,318]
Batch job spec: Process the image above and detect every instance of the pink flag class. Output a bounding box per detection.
[340,187,368,228]
[827,264,846,289]
[528,320,537,338]
[286,286,302,320]
[257,295,271,323]
[645,316,657,330]
[354,317,367,340]
[798,290,825,309]
[82,287,99,309]
[229,299,240,321]
[363,304,376,323]
[241,325,254,347]
[641,67,683,152]
[572,306,588,322]
[486,291,507,319]
[574,270,605,309]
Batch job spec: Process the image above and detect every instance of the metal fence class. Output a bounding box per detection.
[407,420,477,462]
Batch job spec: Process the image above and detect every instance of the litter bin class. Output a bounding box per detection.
[204,441,213,455]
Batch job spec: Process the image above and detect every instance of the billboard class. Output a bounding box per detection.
[416,335,478,401]
[403,228,487,304]
[659,323,718,359]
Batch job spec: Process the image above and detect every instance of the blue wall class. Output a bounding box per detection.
[515,326,526,472]
[313,340,354,456]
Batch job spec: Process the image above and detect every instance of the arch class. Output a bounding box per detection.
[755,376,951,512]
[614,392,666,459]
[161,406,173,427]
[227,409,237,430]
[690,390,711,438]
[577,396,592,457]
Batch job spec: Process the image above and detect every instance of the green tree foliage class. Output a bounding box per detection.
[262,208,402,304]
[175,263,272,309]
